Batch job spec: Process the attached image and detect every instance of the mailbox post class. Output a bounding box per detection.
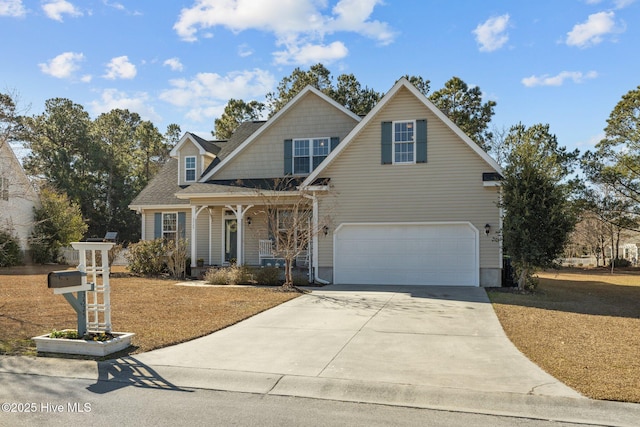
[47,270,92,336]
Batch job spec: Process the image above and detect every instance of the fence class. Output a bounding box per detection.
[60,247,129,266]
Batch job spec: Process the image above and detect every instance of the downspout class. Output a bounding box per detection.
[303,192,330,285]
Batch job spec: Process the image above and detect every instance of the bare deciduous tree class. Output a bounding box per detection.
[252,177,331,290]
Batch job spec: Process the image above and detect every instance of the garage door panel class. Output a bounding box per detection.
[334,223,478,286]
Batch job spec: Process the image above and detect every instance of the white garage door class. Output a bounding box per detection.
[333,222,479,286]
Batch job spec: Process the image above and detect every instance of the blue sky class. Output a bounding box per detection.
[1,0,639,157]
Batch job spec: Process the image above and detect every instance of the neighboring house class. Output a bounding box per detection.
[130,78,503,286]
[0,142,40,262]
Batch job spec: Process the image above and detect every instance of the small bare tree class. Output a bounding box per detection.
[253,177,330,290]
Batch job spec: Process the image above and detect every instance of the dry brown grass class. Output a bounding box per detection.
[488,268,640,403]
[0,265,299,357]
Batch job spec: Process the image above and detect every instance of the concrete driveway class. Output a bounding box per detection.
[135,285,580,398]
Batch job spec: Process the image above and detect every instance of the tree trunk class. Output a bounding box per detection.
[283,257,294,290]
[517,267,528,291]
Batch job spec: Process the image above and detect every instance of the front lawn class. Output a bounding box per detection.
[487,269,640,403]
[0,265,299,357]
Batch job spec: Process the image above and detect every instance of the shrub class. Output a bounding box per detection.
[254,266,281,286]
[126,238,167,275]
[0,229,22,267]
[165,238,188,279]
[292,270,311,287]
[204,268,229,285]
[610,258,632,268]
[204,265,254,285]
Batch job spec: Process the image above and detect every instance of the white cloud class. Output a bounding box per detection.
[0,0,26,17]
[42,0,82,22]
[102,0,124,11]
[159,68,275,122]
[89,89,161,122]
[473,14,510,52]
[238,43,253,58]
[614,0,636,8]
[577,132,606,149]
[103,56,137,79]
[173,0,395,65]
[38,51,84,79]
[273,41,348,65]
[80,74,92,83]
[163,57,184,71]
[566,11,618,48]
[521,70,598,87]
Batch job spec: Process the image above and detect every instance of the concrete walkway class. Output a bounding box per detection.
[2,285,639,425]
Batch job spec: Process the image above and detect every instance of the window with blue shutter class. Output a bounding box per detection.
[381,121,392,164]
[416,119,427,163]
[154,213,162,238]
[284,139,293,175]
[178,212,186,239]
[285,137,338,174]
[382,120,427,164]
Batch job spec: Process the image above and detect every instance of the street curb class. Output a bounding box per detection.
[2,355,639,427]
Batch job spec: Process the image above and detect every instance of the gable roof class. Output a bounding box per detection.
[128,158,190,209]
[0,142,39,202]
[200,121,266,178]
[199,85,362,182]
[302,78,503,187]
[169,132,223,157]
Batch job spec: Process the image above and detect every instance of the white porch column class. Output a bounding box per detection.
[191,206,197,267]
[225,204,253,265]
[140,210,146,240]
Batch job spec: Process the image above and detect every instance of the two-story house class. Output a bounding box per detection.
[129,78,503,286]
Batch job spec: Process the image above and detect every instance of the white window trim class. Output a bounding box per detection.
[162,212,178,241]
[185,156,197,182]
[292,137,330,175]
[392,120,416,165]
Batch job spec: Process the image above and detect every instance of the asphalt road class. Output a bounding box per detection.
[0,372,605,427]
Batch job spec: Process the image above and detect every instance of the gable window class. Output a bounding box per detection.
[185,156,196,182]
[284,137,339,175]
[381,120,427,165]
[162,212,177,241]
[0,176,8,201]
[290,137,331,174]
[394,120,415,164]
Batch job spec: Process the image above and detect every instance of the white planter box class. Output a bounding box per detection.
[33,331,135,357]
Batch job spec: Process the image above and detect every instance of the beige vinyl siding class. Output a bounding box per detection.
[214,92,359,179]
[178,142,201,186]
[195,209,210,262]
[142,209,194,257]
[317,86,501,269]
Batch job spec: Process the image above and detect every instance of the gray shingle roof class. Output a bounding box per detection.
[201,121,266,177]
[129,158,190,207]
[187,132,223,155]
[130,122,266,208]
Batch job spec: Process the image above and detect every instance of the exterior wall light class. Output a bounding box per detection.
[247,217,252,225]
[485,224,491,236]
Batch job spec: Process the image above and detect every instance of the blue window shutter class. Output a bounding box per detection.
[330,136,339,151]
[381,121,392,164]
[178,212,186,239]
[416,119,427,163]
[154,213,162,239]
[284,139,293,175]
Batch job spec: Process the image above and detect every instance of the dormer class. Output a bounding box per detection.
[169,132,223,186]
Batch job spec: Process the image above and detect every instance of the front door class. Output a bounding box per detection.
[224,218,237,264]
